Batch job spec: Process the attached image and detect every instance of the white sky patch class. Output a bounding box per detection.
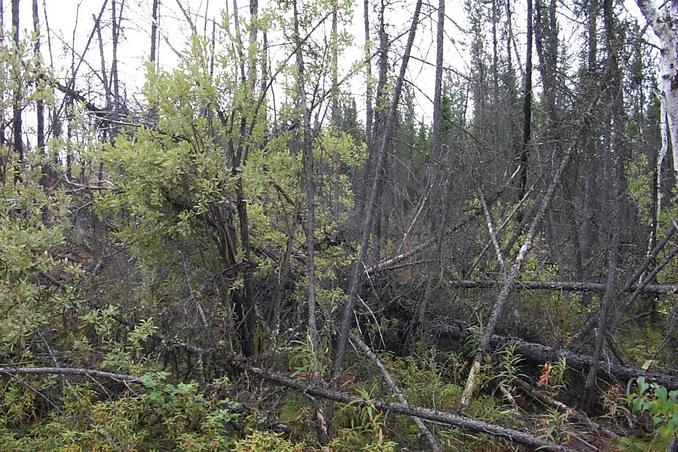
[5,0,660,128]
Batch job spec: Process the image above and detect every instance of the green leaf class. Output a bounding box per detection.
[637,377,648,395]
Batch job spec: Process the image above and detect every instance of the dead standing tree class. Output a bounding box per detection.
[582,0,625,409]
[11,0,23,166]
[330,0,424,386]
[517,0,532,200]
[32,0,45,154]
[416,0,446,333]
[292,0,320,372]
[291,0,328,442]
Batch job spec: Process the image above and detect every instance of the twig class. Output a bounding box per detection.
[479,191,505,270]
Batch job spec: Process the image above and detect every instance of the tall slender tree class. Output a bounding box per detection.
[331,0,424,387]
[518,0,532,199]
[583,0,625,408]
[32,0,45,154]
[11,0,23,164]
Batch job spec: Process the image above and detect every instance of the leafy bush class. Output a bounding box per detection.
[629,377,678,442]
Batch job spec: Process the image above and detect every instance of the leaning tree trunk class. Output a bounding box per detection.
[330,0,424,386]
[458,81,610,408]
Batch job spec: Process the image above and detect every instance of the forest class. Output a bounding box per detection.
[0,0,677,449]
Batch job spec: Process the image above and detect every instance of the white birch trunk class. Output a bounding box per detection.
[636,0,678,176]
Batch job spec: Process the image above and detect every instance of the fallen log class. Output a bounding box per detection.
[514,379,618,438]
[433,321,678,389]
[449,279,678,294]
[234,363,574,451]
[0,366,142,383]
[0,364,573,450]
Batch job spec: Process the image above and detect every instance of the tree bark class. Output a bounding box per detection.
[363,0,373,146]
[32,0,45,154]
[518,0,532,199]
[0,367,142,383]
[448,279,678,294]
[568,223,678,347]
[458,53,614,406]
[433,321,678,389]
[350,333,440,451]
[150,0,159,65]
[0,0,4,149]
[293,0,320,365]
[583,0,625,408]
[11,0,23,164]
[236,364,574,451]
[331,0,424,386]
[417,0,447,334]
[330,0,340,127]
[233,0,259,358]
[110,0,120,112]
[459,149,575,408]
[635,0,678,170]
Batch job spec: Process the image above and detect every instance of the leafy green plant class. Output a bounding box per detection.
[601,384,631,426]
[548,356,568,391]
[331,387,397,451]
[537,407,571,443]
[288,333,324,378]
[496,342,527,386]
[628,377,678,441]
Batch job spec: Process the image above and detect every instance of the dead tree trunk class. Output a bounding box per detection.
[237,363,574,451]
[94,15,110,184]
[568,221,678,346]
[448,279,678,294]
[111,0,120,111]
[458,89,609,408]
[368,4,390,265]
[150,0,159,65]
[517,0,532,199]
[417,0,446,333]
[32,0,44,154]
[0,0,5,151]
[433,321,678,389]
[330,0,340,126]
[292,0,320,365]
[583,0,625,409]
[350,333,440,451]
[11,0,23,165]
[363,0,373,146]
[293,4,324,443]
[225,0,259,358]
[331,0,424,386]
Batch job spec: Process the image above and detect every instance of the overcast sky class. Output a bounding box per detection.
[4,0,475,122]
[4,0,656,124]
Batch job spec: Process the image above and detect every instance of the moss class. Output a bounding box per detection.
[278,392,315,443]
